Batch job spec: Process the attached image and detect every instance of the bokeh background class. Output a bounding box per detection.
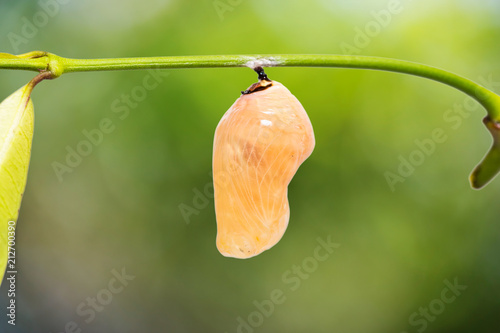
[1,0,500,332]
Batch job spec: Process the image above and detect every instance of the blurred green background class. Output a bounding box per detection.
[1,0,500,332]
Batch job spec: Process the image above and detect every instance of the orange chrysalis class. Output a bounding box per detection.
[213,67,315,258]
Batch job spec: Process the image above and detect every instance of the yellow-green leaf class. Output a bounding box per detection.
[0,84,35,283]
[0,53,19,59]
[470,117,500,189]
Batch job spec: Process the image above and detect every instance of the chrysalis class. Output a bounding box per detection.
[213,67,315,259]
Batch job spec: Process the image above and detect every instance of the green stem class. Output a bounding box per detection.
[2,53,500,121]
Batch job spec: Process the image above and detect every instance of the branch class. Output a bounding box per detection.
[2,51,500,188]
[1,52,499,121]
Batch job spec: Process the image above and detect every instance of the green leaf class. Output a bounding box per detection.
[0,84,35,283]
[0,53,18,59]
[470,117,500,189]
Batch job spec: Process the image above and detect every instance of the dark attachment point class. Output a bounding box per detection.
[254,66,271,82]
[241,66,273,95]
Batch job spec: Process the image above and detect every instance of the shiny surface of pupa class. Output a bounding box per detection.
[213,78,315,259]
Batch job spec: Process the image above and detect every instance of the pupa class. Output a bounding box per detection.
[213,67,315,258]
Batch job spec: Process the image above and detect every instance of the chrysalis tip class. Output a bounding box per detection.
[241,68,273,95]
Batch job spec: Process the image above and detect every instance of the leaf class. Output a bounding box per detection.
[0,83,35,283]
[470,117,500,189]
[0,53,19,59]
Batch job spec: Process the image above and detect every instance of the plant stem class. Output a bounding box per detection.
[2,53,500,121]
